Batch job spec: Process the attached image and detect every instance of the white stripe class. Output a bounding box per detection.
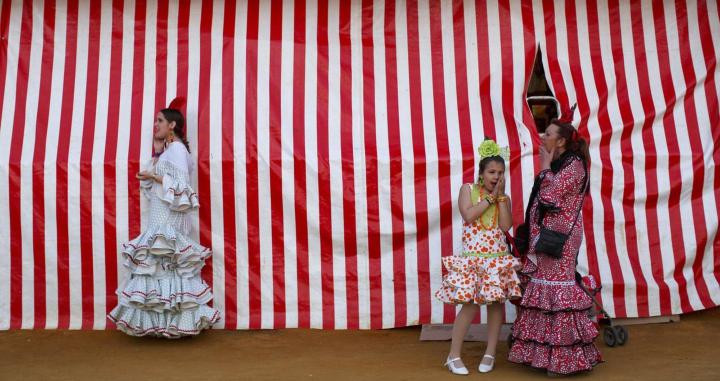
[618,0,662,316]
[326,0,347,329]
[165,0,178,102]
[416,0,441,325]
[303,0,322,329]
[596,0,638,317]
[66,0,91,329]
[186,0,201,239]
[208,0,226,329]
[372,0,396,329]
[394,0,419,325]
[349,0,370,329]
[43,0,69,329]
[114,0,137,297]
[280,0,299,328]
[551,0,577,109]
[574,0,616,317]
[232,0,249,329]
[139,0,157,231]
[662,0,704,311]
[641,2,683,314]
[89,0,113,328]
[256,0,274,328]
[0,0,23,331]
[17,0,45,328]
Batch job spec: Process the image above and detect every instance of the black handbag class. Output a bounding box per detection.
[535,192,585,259]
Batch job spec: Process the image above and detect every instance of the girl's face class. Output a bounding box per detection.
[541,123,566,154]
[480,161,505,192]
[154,112,173,140]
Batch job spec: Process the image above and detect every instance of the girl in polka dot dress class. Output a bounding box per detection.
[436,139,522,375]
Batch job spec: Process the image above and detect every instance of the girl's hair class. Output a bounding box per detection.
[549,119,589,165]
[477,156,505,183]
[160,108,190,153]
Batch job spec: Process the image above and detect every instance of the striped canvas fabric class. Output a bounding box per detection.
[0,0,718,330]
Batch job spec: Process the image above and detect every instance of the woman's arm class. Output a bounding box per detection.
[458,184,491,223]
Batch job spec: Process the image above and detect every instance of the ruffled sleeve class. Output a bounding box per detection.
[139,158,156,201]
[155,142,199,212]
[537,157,585,210]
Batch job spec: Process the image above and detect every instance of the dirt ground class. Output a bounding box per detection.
[1,308,718,381]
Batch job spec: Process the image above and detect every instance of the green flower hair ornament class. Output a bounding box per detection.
[477,139,510,161]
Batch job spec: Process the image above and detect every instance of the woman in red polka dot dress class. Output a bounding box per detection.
[436,139,522,375]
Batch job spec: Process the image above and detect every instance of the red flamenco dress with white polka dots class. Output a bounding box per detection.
[508,154,602,374]
[435,184,522,306]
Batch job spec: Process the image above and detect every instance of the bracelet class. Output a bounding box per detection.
[484,194,496,204]
[497,195,508,203]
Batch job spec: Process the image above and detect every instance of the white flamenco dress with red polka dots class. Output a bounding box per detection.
[108,141,219,338]
[435,184,522,305]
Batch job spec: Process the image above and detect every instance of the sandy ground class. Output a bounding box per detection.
[1,308,718,381]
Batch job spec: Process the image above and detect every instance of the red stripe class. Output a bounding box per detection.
[427,0,454,325]
[155,0,168,111]
[221,0,238,330]
[78,0,103,329]
[176,0,190,100]
[316,0,335,329]
[338,0,359,329]
[292,0,310,328]
[55,0,79,329]
[674,0,715,309]
[102,0,125,326]
[8,0,33,329]
[406,0,431,324]
[244,0,261,329]
[197,0,213,296]
[383,0,407,327]
[627,1,672,316]
[562,0,610,315]
[585,0,628,317]
[449,0,476,324]
[696,0,720,288]
[652,1,694,313]
[268,0,286,328]
[361,0,382,329]
[31,0,58,329]
[0,0,12,122]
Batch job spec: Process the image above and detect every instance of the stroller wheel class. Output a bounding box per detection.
[613,326,628,345]
[603,327,617,347]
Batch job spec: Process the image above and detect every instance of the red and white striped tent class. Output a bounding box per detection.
[1,0,718,330]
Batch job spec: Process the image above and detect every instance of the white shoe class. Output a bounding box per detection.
[478,355,495,373]
[444,357,469,375]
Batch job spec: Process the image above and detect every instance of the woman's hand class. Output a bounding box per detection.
[539,145,555,170]
[136,171,151,180]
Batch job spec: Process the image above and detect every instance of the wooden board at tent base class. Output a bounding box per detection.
[420,315,680,341]
[419,324,513,341]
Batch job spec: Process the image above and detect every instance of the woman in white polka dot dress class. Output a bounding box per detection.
[108,99,219,338]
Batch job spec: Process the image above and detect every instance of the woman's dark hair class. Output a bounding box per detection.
[477,156,505,183]
[549,119,589,165]
[160,108,190,153]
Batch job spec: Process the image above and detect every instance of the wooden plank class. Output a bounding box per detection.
[420,324,513,342]
[610,315,680,326]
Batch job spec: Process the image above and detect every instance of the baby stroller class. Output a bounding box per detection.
[504,233,628,348]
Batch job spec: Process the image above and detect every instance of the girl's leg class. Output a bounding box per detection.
[448,304,480,366]
[482,302,504,366]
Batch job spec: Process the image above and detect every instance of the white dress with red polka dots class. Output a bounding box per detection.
[435,184,522,305]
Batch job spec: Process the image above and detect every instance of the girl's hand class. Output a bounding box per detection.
[494,175,505,196]
[539,145,555,170]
